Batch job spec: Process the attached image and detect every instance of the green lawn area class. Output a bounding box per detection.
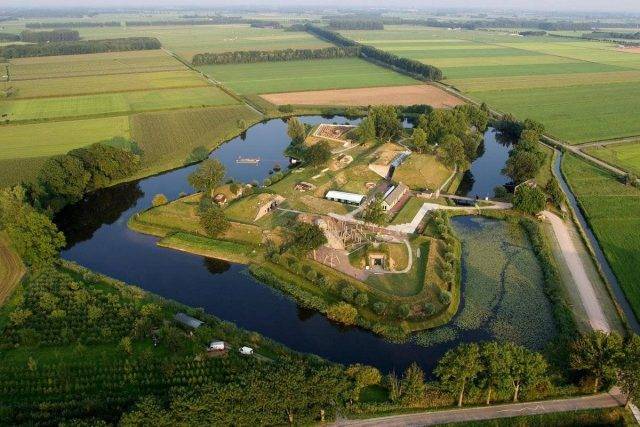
[0,116,130,160]
[76,24,331,60]
[0,86,239,122]
[562,154,640,320]
[7,70,208,99]
[390,197,424,225]
[583,140,640,175]
[393,153,452,191]
[198,58,418,94]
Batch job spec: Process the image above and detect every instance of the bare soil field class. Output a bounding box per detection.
[615,47,640,54]
[260,84,465,108]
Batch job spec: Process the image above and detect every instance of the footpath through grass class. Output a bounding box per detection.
[562,154,640,320]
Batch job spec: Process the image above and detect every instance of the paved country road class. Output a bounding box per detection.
[334,391,625,427]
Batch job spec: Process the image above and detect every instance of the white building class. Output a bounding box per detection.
[325,190,365,205]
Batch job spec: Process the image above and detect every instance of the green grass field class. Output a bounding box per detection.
[1,86,238,122]
[340,26,640,143]
[75,24,331,60]
[390,197,424,225]
[0,116,130,160]
[6,70,208,99]
[562,154,640,319]
[131,105,261,172]
[583,141,640,175]
[7,50,185,80]
[393,153,452,191]
[198,58,418,94]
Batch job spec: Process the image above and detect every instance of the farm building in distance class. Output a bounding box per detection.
[381,183,409,211]
[325,190,365,205]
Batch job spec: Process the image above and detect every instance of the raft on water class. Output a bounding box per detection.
[236,157,260,164]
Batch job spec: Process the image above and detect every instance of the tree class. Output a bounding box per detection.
[369,105,402,141]
[480,342,512,405]
[571,331,624,393]
[326,302,358,325]
[411,127,428,152]
[545,177,565,209]
[303,141,332,166]
[152,194,168,207]
[503,150,544,184]
[289,222,327,254]
[619,334,640,407]
[198,198,229,237]
[507,343,548,402]
[188,159,226,194]
[346,364,381,401]
[439,134,467,170]
[435,343,483,407]
[0,187,65,266]
[357,116,376,142]
[361,197,387,225]
[287,117,306,144]
[401,363,427,405]
[37,154,90,205]
[512,185,546,215]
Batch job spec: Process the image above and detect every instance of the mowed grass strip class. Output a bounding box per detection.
[6,70,208,99]
[562,154,640,319]
[0,116,130,159]
[473,81,640,143]
[131,105,261,171]
[8,50,185,80]
[76,24,331,59]
[583,141,640,175]
[199,58,418,95]
[0,232,26,305]
[0,86,239,122]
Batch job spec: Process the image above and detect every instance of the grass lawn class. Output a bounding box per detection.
[198,58,418,95]
[0,86,239,122]
[583,140,640,175]
[131,105,261,174]
[158,232,255,264]
[393,153,452,191]
[8,50,185,80]
[6,70,208,99]
[390,197,424,225]
[0,116,130,160]
[0,233,25,305]
[562,154,640,320]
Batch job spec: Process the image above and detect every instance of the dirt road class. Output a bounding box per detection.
[334,390,625,426]
[542,211,610,332]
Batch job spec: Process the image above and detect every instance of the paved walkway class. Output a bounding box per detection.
[334,390,625,427]
[542,211,610,332]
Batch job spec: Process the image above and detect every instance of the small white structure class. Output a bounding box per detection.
[239,346,254,355]
[325,190,365,205]
[174,312,203,329]
[208,341,226,351]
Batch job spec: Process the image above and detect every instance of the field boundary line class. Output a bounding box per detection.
[6,83,211,101]
[8,67,188,82]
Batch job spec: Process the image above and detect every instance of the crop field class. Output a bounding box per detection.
[198,58,418,94]
[75,24,331,60]
[0,116,130,160]
[583,141,640,176]
[131,105,261,171]
[6,70,208,99]
[562,154,640,318]
[340,26,640,143]
[7,50,185,80]
[1,86,238,122]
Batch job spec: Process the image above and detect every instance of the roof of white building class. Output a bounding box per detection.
[325,190,365,204]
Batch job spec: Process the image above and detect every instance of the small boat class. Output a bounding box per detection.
[236,156,260,164]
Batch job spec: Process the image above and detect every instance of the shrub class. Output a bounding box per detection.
[373,301,387,315]
[341,285,358,302]
[354,292,369,307]
[423,302,436,316]
[326,303,358,325]
[398,304,411,319]
[279,104,294,113]
[438,289,452,305]
[152,194,168,207]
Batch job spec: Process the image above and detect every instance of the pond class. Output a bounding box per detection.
[56,116,550,374]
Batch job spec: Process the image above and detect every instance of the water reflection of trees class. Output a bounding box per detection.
[203,257,231,275]
[54,182,143,248]
[456,170,476,196]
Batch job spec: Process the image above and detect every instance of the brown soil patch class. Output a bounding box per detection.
[261,84,465,108]
[615,47,640,54]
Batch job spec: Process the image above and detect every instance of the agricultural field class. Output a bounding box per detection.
[7,50,185,80]
[562,154,640,319]
[75,24,331,60]
[1,86,238,122]
[340,26,640,143]
[130,105,262,173]
[6,70,208,99]
[583,140,640,176]
[198,58,419,95]
[0,233,25,306]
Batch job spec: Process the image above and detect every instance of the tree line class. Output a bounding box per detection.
[0,33,20,42]
[19,29,80,43]
[192,46,360,66]
[381,17,603,31]
[584,31,640,40]
[328,20,384,30]
[249,20,283,29]
[0,37,161,59]
[124,17,245,26]
[25,21,121,28]
[305,24,443,81]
